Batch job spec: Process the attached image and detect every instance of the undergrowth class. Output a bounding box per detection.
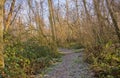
[0,34,60,78]
[85,41,120,78]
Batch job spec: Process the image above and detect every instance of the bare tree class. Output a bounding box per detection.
[93,0,106,43]
[4,0,16,32]
[106,0,120,42]
[48,0,57,54]
[82,0,90,20]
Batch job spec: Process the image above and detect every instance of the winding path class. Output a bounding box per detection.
[44,49,94,78]
[34,48,94,78]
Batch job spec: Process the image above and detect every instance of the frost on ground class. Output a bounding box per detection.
[35,49,94,78]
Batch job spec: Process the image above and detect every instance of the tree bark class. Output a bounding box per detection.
[82,0,90,20]
[48,0,57,54]
[93,0,105,43]
[48,0,56,42]
[4,0,15,32]
[106,0,120,42]
[0,0,5,69]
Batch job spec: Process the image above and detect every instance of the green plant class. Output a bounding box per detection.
[1,34,60,78]
[85,41,120,78]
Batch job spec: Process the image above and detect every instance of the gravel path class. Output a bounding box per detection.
[43,49,94,78]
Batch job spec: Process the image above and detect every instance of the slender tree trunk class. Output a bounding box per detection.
[56,0,62,27]
[4,0,15,32]
[48,0,57,54]
[93,0,105,43]
[66,0,71,43]
[0,0,5,69]
[82,0,90,20]
[48,0,56,42]
[106,0,120,42]
[75,0,79,18]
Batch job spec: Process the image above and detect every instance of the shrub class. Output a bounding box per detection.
[84,41,120,78]
[1,35,58,78]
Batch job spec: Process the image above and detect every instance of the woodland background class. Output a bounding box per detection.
[0,0,120,78]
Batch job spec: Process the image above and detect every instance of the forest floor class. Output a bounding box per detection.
[34,48,94,78]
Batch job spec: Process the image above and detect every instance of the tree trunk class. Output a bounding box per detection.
[48,0,57,54]
[106,0,120,42]
[0,0,5,69]
[93,0,105,43]
[82,0,90,20]
[4,0,15,32]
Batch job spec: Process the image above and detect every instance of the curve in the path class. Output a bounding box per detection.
[43,49,94,78]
